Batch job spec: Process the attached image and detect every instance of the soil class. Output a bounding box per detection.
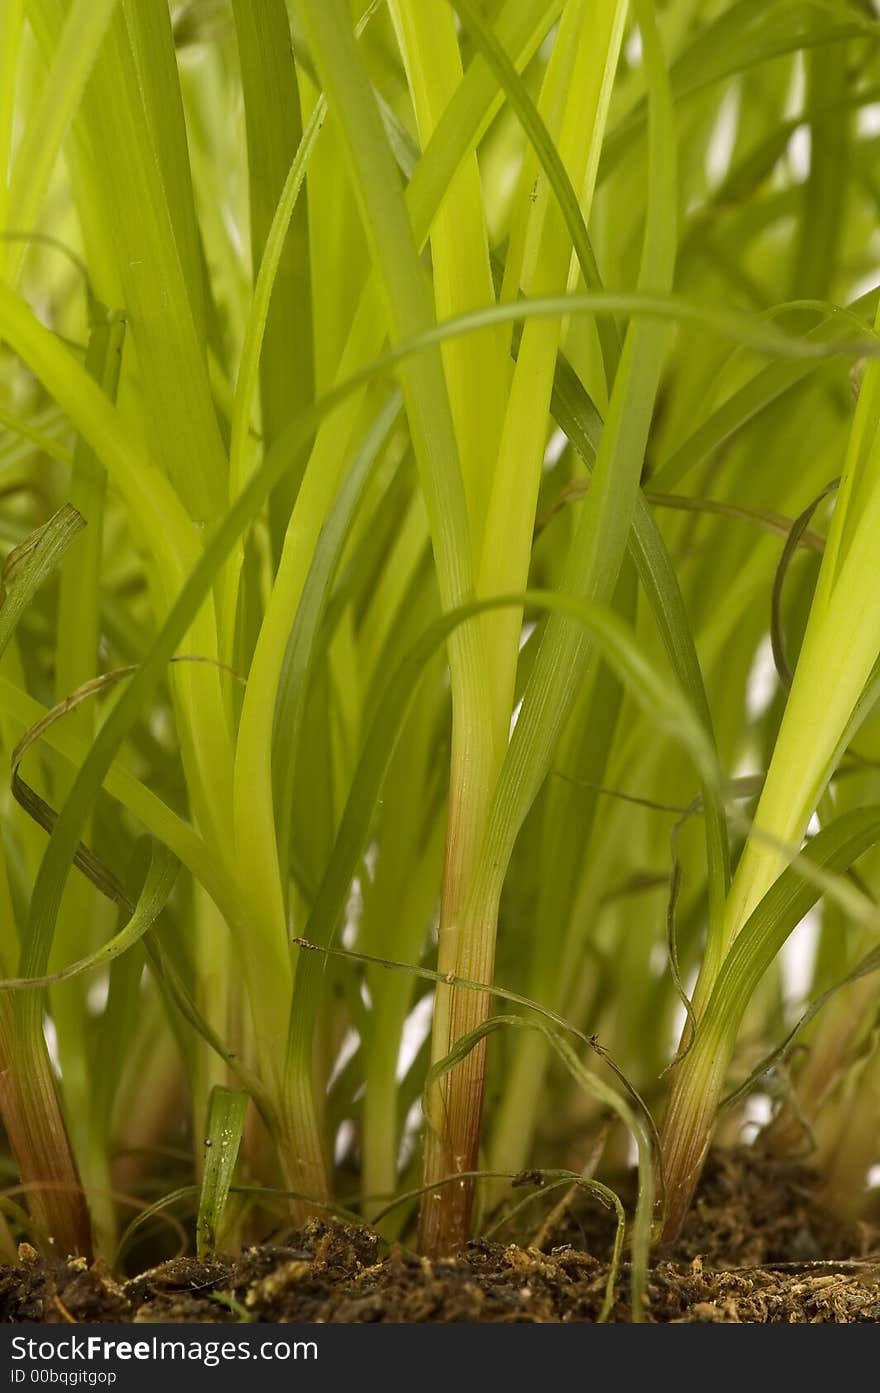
[3,1149,880,1324]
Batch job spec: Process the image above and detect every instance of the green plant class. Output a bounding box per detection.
[3,0,880,1298]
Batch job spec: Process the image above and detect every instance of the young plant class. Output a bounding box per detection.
[1,0,880,1287]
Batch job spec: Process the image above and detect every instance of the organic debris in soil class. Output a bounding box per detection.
[674,1149,869,1268]
[2,1149,880,1324]
[566,1148,871,1270]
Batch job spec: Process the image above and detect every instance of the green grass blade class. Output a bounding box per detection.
[461,0,679,947]
[196,1085,249,1258]
[272,391,403,906]
[651,290,880,492]
[121,0,207,341]
[0,842,177,991]
[450,0,622,385]
[0,672,222,899]
[550,352,731,928]
[294,0,476,614]
[0,403,72,469]
[65,0,228,525]
[661,805,880,1242]
[285,584,718,1108]
[55,314,123,723]
[389,0,509,552]
[229,0,565,891]
[425,1011,651,1321]
[0,0,24,270]
[5,0,121,286]
[0,506,85,659]
[231,0,312,557]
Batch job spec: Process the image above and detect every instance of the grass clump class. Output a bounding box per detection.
[2,0,880,1301]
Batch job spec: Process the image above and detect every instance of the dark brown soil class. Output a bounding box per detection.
[3,1149,880,1323]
